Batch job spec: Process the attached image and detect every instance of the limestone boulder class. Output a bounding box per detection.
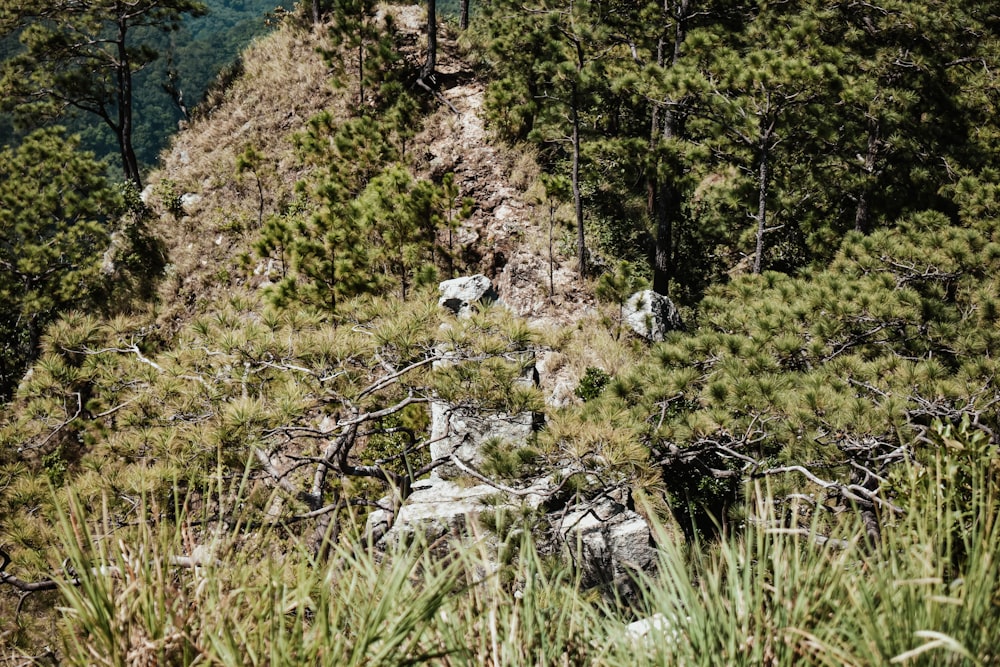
[368,476,550,548]
[623,290,682,341]
[559,495,658,600]
[429,405,542,479]
[180,192,202,215]
[438,274,499,317]
[367,479,499,546]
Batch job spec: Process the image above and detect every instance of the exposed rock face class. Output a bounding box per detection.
[429,404,542,479]
[374,286,666,598]
[623,290,682,341]
[367,479,502,545]
[372,473,660,602]
[429,336,541,479]
[368,476,551,548]
[559,494,659,599]
[438,274,499,317]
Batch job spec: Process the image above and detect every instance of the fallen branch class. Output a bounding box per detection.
[449,454,576,499]
[0,549,62,594]
[765,528,853,550]
[416,75,460,115]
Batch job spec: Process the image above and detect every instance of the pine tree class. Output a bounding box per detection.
[484,0,613,278]
[0,128,118,399]
[596,260,648,339]
[358,166,447,300]
[421,0,438,81]
[0,0,207,187]
[536,173,571,296]
[632,0,699,295]
[688,2,841,274]
[819,0,999,238]
[323,0,397,108]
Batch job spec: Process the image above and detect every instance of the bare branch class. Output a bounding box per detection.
[448,455,574,499]
[754,465,903,514]
[0,550,62,593]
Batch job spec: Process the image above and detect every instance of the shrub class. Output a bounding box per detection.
[575,366,611,402]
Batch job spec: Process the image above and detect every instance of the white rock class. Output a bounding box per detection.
[180,192,202,214]
[559,495,658,597]
[438,274,499,317]
[429,404,540,479]
[625,613,686,644]
[623,290,682,342]
[494,203,514,221]
[369,479,501,546]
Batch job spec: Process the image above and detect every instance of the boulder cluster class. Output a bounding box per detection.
[368,275,670,600]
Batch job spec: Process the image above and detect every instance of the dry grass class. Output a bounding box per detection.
[142,18,343,329]
[531,312,647,407]
[138,3,599,338]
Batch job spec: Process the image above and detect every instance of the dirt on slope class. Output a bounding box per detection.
[400,9,597,329]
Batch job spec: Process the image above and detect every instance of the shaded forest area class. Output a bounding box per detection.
[476,0,1000,304]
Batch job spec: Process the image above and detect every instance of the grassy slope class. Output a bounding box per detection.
[2,4,999,664]
[0,4,630,657]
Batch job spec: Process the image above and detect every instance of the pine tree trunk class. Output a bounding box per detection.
[312,0,321,24]
[358,40,365,106]
[854,117,879,234]
[115,18,142,188]
[652,106,682,295]
[753,137,771,275]
[420,0,437,81]
[653,178,673,293]
[548,200,555,296]
[572,86,586,278]
[648,79,665,291]
[650,0,688,295]
[460,0,469,29]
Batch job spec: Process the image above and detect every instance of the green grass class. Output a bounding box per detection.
[10,420,996,665]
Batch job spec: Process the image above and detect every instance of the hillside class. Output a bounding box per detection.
[145,4,593,332]
[2,1,1000,664]
[1,4,629,656]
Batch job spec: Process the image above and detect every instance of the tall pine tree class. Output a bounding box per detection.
[0,128,118,399]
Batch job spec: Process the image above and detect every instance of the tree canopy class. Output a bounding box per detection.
[0,0,208,185]
[480,0,1000,298]
[0,128,119,400]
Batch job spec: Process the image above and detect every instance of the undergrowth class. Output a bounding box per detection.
[4,419,994,666]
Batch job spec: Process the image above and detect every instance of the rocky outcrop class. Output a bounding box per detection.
[367,476,551,547]
[623,290,682,341]
[371,471,660,601]
[559,493,659,599]
[438,274,499,317]
[429,402,542,479]
[370,278,666,599]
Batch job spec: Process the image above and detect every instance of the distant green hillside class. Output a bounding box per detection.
[110,0,295,169]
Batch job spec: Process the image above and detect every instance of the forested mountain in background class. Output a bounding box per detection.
[0,0,291,171]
